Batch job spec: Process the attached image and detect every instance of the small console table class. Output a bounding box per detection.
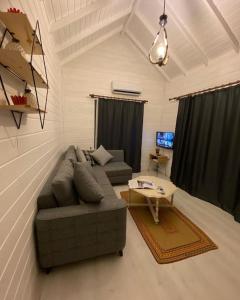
[149,153,169,176]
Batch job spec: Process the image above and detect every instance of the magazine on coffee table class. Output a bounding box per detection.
[128,179,157,190]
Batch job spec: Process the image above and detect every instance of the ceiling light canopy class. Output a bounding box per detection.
[149,0,169,67]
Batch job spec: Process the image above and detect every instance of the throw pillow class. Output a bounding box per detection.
[73,163,104,203]
[52,160,78,207]
[76,147,87,162]
[91,145,113,166]
[74,161,95,178]
[82,149,95,166]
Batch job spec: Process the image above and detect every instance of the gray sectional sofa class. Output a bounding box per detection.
[35,147,132,272]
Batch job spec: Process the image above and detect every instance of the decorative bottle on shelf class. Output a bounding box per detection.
[5,37,26,58]
[23,88,37,108]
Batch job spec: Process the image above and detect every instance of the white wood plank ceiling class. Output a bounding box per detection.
[41,0,240,80]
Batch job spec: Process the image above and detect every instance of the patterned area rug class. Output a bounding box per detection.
[121,191,217,264]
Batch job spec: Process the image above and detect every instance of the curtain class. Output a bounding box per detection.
[97,98,144,172]
[171,85,240,221]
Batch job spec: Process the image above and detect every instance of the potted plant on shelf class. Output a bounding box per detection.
[10,95,27,105]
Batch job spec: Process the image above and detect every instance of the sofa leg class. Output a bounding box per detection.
[118,250,123,257]
[44,267,52,274]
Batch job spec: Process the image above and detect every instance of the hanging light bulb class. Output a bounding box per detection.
[149,0,169,67]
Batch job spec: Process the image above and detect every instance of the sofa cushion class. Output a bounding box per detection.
[74,162,104,203]
[92,165,111,185]
[38,180,58,210]
[37,156,65,210]
[91,145,113,166]
[108,175,132,185]
[52,160,78,207]
[101,183,116,197]
[107,150,124,162]
[65,145,77,163]
[103,161,132,177]
[75,161,95,178]
[76,147,87,162]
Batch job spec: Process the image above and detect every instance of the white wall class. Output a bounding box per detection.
[0,1,62,300]
[62,34,166,170]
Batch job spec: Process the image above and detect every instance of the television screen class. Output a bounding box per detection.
[156,131,174,149]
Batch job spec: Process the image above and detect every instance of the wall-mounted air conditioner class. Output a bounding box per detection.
[111,81,142,96]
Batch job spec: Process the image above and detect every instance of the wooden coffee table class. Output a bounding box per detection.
[128,176,177,224]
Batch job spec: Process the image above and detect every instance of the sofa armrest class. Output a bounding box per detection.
[107,150,124,162]
[35,198,126,243]
[36,198,126,223]
[35,198,127,268]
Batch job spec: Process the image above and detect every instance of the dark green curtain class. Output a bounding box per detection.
[171,85,240,222]
[97,98,144,172]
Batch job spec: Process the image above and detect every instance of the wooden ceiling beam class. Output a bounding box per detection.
[55,9,131,54]
[126,30,170,82]
[122,0,140,33]
[135,12,187,76]
[61,26,123,65]
[205,0,239,53]
[161,0,209,66]
[50,0,114,33]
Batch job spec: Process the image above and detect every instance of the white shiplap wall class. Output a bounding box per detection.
[0,1,63,300]
[62,34,165,170]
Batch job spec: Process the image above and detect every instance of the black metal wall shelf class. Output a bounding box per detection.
[0,49,48,88]
[0,12,42,54]
[0,12,49,129]
[0,104,46,113]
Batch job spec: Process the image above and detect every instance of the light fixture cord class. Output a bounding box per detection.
[163,0,166,14]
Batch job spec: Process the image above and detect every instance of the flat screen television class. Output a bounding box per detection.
[156,131,175,149]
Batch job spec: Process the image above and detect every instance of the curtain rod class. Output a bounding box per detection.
[169,79,240,102]
[89,94,148,103]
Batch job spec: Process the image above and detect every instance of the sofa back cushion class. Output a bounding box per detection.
[107,150,124,162]
[76,147,87,162]
[37,182,58,210]
[65,145,77,163]
[80,161,95,178]
[73,162,104,203]
[52,160,78,207]
[37,156,64,210]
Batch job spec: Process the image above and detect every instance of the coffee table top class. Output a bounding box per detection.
[129,176,177,199]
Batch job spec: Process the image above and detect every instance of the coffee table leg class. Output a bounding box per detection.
[128,188,131,206]
[146,197,159,224]
[155,199,159,223]
[170,194,174,205]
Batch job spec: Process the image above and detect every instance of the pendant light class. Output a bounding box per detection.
[149,0,169,67]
